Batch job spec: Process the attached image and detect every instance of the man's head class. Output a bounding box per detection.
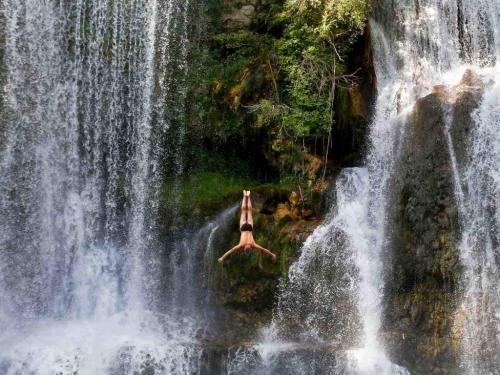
[244,244,252,251]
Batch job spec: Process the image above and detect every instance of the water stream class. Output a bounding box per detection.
[376,1,500,373]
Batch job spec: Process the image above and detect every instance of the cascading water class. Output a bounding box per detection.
[227,3,427,374]
[459,81,500,374]
[370,1,500,372]
[0,0,194,373]
[229,170,408,375]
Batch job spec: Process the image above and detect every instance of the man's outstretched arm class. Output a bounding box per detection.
[253,243,277,261]
[218,244,243,263]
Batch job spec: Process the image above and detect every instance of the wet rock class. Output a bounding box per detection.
[225,343,340,375]
[384,87,471,373]
[384,70,485,374]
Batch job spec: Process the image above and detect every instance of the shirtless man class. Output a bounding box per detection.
[218,191,276,263]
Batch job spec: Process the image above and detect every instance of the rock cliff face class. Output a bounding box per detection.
[222,1,258,30]
[384,73,484,374]
[189,3,491,372]
[187,2,375,325]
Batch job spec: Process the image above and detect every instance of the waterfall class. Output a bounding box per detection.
[370,1,500,372]
[228,170,408,375]
[459,80,500,374]
[1,0,499,373]
[0,0,193,373]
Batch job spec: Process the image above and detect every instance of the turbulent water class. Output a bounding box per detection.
[456,3,500,373]
[0,0,194,373]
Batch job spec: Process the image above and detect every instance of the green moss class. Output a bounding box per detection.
[161,171,258,218]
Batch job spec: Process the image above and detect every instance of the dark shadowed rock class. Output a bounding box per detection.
[330,25,376,166]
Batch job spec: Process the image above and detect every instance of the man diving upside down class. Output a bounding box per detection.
[218,190,277,263]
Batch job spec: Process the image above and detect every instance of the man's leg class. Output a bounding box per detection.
[246,193,254,226]
[240,192,248,228]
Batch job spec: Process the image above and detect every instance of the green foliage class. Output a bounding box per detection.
[251,99,289,127]
[273,0,371,137]
[287,0,371,36]
[186,0,371,181]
